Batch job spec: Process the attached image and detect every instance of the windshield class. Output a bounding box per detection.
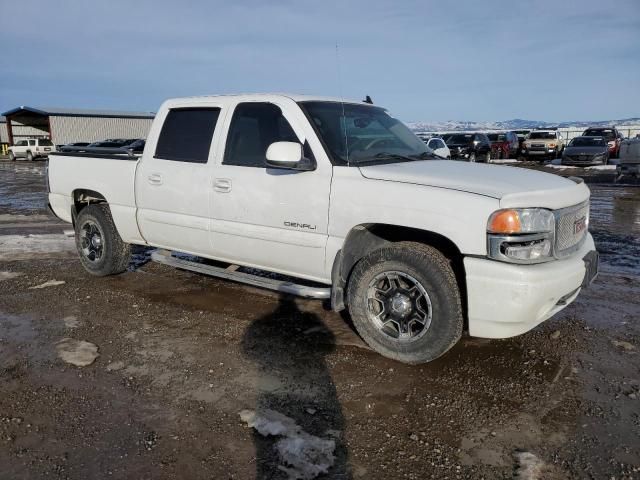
[584,129,615,140]
[445,134,474,144]
[528,132,556,140]
[38,139,53,146]
[298,101,432,165]
[570,137,606,147]
[487,133,507,142]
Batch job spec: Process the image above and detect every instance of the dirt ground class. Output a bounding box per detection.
[1,160,639,479]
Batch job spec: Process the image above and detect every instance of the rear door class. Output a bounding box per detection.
[135,106,223,255]
[209,99,332,282]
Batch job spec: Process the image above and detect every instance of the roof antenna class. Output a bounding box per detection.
[336,42,349,165]
[363,95,373,104]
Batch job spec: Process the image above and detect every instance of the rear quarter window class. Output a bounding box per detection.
[154,108,221,163]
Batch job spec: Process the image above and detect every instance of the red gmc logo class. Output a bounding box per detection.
[574,216,587,234]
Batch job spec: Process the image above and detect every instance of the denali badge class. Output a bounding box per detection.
[284,221,316,230]
[574,216,587,234]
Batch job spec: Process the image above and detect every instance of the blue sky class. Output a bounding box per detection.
[1,0,638,122]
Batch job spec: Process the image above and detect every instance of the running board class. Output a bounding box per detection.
[150,250,331,299]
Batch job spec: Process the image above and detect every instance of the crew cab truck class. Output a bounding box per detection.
[47,94,598,364]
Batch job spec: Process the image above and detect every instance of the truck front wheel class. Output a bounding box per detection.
[347,242,463,364]
[75,204,131,276]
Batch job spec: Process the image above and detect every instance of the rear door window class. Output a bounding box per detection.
[154,108,221,163]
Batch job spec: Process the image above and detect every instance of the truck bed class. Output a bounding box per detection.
[47,152,145,244]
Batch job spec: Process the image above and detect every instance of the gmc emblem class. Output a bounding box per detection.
[574,216,587,234]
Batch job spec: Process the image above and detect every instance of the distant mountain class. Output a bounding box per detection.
[408,117,640,132]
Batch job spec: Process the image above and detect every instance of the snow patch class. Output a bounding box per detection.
[545,165,574,170]
[63,316,80,329]
[239,409,335,480]
[0,234,75,260]
[56,338,99,367]
[29,280,66,289]
[584,165,616,171]
[0,271,22,281]
[513,451,547,480]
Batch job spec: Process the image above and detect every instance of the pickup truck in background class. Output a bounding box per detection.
[47,94,599,364]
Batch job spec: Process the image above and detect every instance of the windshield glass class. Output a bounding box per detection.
[570,137,606,147]
[445,134,474,144]
[298,102,432,165]
[487,133,507,142]
[528,132,556,139]
[38,139,53,146]
[584,129,615,140]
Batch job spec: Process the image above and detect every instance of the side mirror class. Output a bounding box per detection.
[266,141,315,171]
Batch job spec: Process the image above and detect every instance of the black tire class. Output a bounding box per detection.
[346,242,463,364]
[26,151,33,161]
[485,152,491,163]
[75,204,131,276]
[8,151,15,161]
[469,152,476,163]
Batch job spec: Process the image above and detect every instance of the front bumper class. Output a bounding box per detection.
[562,157,605,166]
[464,233,596,338]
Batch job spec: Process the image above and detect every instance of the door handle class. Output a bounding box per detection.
[213,178,232,193]
[148,173,163,185]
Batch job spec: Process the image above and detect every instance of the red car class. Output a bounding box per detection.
[487,131,519,159]
[582,127,624,158]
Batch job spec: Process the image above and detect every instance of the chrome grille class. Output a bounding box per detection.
[554,201,589,257]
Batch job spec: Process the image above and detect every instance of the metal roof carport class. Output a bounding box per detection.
[1,106,155,146]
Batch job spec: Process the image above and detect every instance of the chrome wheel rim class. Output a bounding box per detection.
[79,220,104,263]
[366,271,432,342]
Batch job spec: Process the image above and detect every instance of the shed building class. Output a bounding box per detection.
[1,106,155,146]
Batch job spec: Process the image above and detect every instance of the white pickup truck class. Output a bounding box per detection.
[47,94,598,364]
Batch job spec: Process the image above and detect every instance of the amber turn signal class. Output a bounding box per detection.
[488,210,521,234]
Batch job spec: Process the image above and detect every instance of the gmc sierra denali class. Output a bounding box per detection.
[47,94,598,364]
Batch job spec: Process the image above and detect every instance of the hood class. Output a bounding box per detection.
[564,146,607,155]
[358,160,590,209]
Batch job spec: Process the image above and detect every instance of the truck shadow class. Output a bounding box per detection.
[241,295,351,479]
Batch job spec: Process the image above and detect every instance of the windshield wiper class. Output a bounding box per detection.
[411,151,442,160]
[373,152,420,162]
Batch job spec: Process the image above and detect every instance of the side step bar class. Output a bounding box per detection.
[151,250,331,299]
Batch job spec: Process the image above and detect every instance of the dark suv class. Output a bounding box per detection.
[442,133,492,162]
[582,127,624,158]
[487,131,519,159]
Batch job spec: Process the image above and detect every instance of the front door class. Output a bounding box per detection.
[136,106,223,256]
[210,100,332,283]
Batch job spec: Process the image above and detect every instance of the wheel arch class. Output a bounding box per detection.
[71,189,108,226]
[331,223,467,323]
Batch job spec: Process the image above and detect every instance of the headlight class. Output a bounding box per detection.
[488,208,554,234]
[487,208,555,263]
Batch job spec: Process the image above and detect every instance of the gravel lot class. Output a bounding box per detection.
[1,160,639,479]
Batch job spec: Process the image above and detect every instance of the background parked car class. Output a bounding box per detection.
[562,136,609,166]
[8,138,55,161]
[487,131,519,159]
[522,128,565,161]
[582,127,624,158]
[513,129,531,157]
[425,137,450,158]
[442,133,491,162]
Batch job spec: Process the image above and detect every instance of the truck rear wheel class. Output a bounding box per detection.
[75,204,131,276]
[346,242,463,364]
[8,151,15,161]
